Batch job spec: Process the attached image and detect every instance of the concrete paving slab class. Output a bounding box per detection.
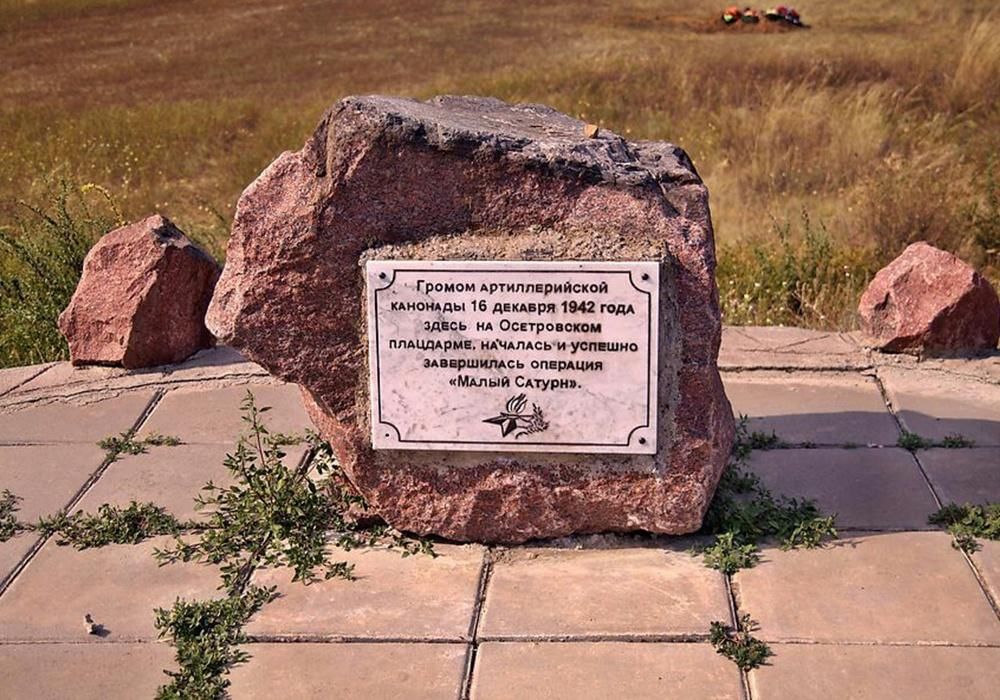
[920,448,1000,506]
[0,392,154,444]
[76,443,309,522]
[479,548,729,639]
[0,641,176,700]
[747,448,938,530]
[749,643,1000,700]
[12,362,127,395]
[139,384,312,444]
[157,345,258,373]
[734,532,1000,644]
[247,544,484,641]
[0,534,37,585]
[471,641,742,700]
[0,536,222,641]
[723,372,898,446]
[721,327,869,370]
[1,350,270,411]
[0,444,108,522]
[0,363,55,397]
[874,351,1000,386]
[880,367,1000,446]
[923,353,1000,384]
[229,642,468,699]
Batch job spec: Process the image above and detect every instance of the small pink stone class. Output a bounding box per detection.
[58,214,220,369]
[859,242,1000,357]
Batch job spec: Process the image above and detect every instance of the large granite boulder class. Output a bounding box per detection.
[207,95,734,543]
[859,242,1000,357]
[59,215,220,369]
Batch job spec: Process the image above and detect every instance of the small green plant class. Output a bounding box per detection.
[1,489,26,542]
[939,433,975,449]
[701,532,761,574]
[269,431,304,446]
[898,431,975,451]
[37,501,182,549]
[897,430,933,452]
[154,584,276,700]
[709,614,773,671]
[929,502,1000,553]
[780,514,838,549]
[98,431,181,462]
[733,415,783,459]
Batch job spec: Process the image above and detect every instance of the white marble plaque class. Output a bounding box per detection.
[366,260,659,454]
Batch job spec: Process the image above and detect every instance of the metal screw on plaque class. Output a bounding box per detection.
[638,437,647,445]
[641,273,649,281]
[379,272,387,280]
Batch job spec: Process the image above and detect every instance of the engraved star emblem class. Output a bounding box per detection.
[483,413,520,437]
[483,393,528,437]
[483,394,549,439]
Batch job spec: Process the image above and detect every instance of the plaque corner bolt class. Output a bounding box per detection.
[641,273,650,281]
[638,436,647,445]
[378,272,387,280]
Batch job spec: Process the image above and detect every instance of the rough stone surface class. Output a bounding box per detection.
[59,214,221,369]
[207,94,734,543]
[858,242,1000,356]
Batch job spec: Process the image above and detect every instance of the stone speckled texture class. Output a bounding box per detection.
[207,95,734,543]
[59,214,220,369]
[858,241,1000,357]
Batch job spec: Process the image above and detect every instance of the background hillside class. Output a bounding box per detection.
[1,0,998,365]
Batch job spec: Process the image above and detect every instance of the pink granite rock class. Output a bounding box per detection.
[59,215,220,369]
[859,242,1000,357]
[207,95,734,543]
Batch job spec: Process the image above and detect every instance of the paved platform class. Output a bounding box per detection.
[0,327,998,699]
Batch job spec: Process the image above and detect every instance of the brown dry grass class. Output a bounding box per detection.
[1,0,998,333]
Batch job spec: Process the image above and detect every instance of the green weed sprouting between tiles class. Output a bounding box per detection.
[929,503,1000,554]
[97,431,182,462]
[937,434,976,449]
[701,532,760,575]
[36,501,183,549]
[0,489,26,542]
[897,430,976,452]
[696,416,838,575]
[709,614,773,671]
[154,585,276,700]
[732,414,783,460]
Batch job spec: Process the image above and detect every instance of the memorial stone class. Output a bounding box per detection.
[207,95,735,543]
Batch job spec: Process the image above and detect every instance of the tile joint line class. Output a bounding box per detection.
[460,548,494,700]
[724,571,753,700]
[873,369,1000,623]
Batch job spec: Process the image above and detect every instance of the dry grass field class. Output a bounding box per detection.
[1,0,998,365]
